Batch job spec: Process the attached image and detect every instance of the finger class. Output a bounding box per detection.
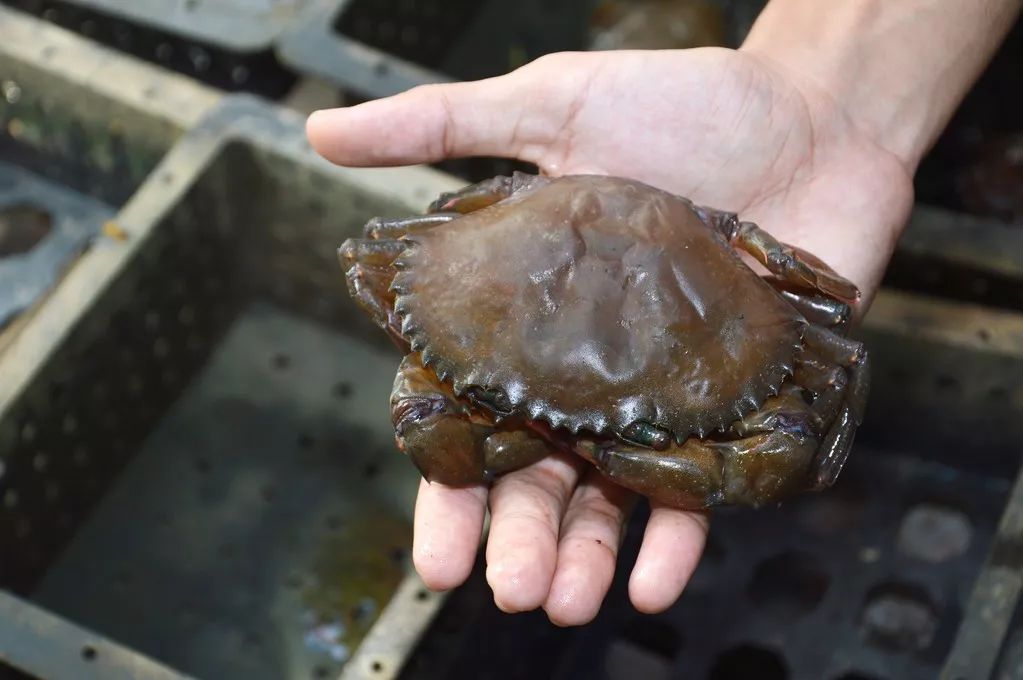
[628,505,709,614]
[412,478,487,591]
[485,452,584,613]
[543,470,635,626]
[306,73,542,167]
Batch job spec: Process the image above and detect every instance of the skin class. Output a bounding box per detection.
[308,0,1022,626]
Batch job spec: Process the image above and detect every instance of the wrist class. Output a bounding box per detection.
[739,0,1021,174]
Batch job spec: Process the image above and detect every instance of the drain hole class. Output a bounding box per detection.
[272,353,291,370]
[81,645,97,661]
[313,665,331,679]
[370,660,384,673]
[709,644,787,680]
[0,204,53,256]
[364,463,380,479]
[332,381,353,399]
[896,502,972,563]
[747,551,829,619]
[860,582,939,651]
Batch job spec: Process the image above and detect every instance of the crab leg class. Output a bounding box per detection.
[699,206,861,303]
[798,327,871,486]
[812,347,871,487]
[339,237,405,268]
[767,278,852,331]
[338,238,406,342]
[391,355,551,485]
[427,172,549,214]
[576,388,823,509]
[363,213,459,239]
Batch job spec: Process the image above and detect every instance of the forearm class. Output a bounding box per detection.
[741,0,1021,172]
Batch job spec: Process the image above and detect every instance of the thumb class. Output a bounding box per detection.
[306,73,539,168]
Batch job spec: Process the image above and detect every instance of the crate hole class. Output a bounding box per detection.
[352,598,377,624]
[390,546,406,565]
[860,582,939,652]
[81,646,97,661]
[20,421,36,443]
[1,79,20,104]
[709,644,787,680]
[272,353,291,370]
[0,208,47,253]
[896,502,972,563]
[32,452,49,472]
[313,666,331,679]
[188,46,211,73]
[415,588,430,601]
[298,433,315,449]
[978,328,992,342]
[364,463,380,479]
[332,381,354,399]
[747,551,828,619]
[370,660,385,673]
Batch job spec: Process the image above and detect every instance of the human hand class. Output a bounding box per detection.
[308,45,915,625]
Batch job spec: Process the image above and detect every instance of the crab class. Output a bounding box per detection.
[339,173,870,509]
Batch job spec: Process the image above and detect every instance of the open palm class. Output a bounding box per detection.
[308,47,912,624]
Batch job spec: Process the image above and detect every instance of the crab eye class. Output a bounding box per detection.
[622,421,671,451]
[468,387,512,414]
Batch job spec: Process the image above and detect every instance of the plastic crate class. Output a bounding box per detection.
[0,10,460,679]
[1,0,300,98]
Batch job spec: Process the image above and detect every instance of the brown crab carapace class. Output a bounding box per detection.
[340,173,869,509]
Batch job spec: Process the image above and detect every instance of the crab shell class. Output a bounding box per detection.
[341,174,869,509]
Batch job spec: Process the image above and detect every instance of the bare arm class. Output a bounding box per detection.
[743,0,1022,170]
